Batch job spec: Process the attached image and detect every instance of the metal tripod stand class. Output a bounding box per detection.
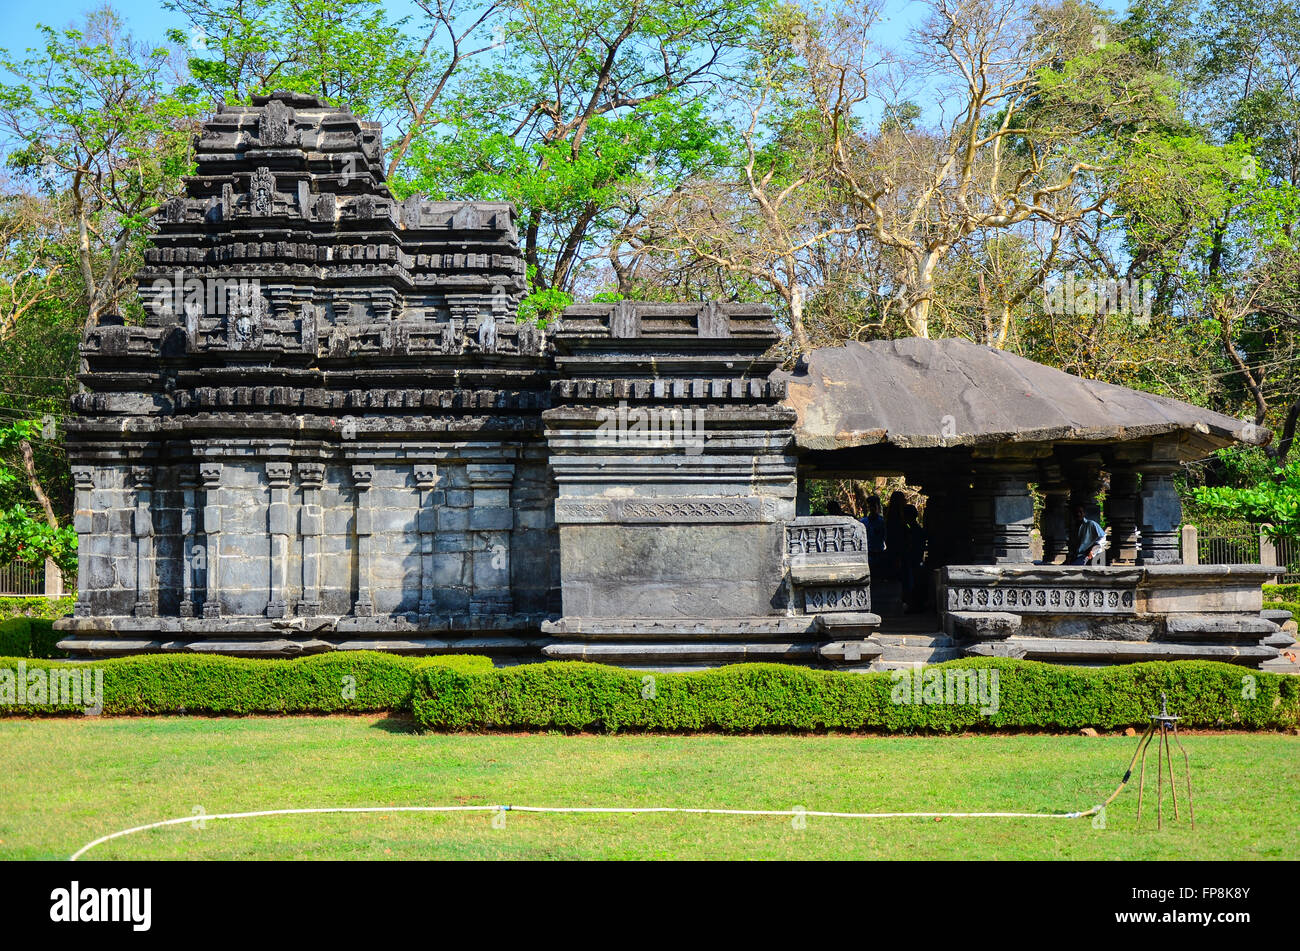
[1132,692,1195,830]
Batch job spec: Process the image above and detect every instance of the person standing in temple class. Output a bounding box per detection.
[902,503,928,611]
[1068,504,1106,565]
[884,491,908,580]
[861,495,886,575]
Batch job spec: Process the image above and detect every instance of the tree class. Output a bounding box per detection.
[166,0,506,178]
[0,6,201,330]
[401,0,763,316]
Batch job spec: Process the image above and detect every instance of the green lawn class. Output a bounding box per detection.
[1,716,1295,860]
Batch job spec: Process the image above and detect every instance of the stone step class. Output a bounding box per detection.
[873,633,954,649]
[540,639,883,665]
[873,645,965,664]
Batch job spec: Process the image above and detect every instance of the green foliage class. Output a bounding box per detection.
[165,0,419,118]
[29,619,63,659]
[0,596,74,620]
[0,617,28,658]
[1264,583,1300,602]
[0,505,76,574]
[0,652,494,715]
[1192,459,1300,537]
[410,658,1300,733]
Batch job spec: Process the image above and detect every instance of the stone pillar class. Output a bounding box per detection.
[970,465,1035,564]
[1038,465,1071,565]
[1260,525,1278,567]
[1104,467,1141,565]
[265,462,292,618]
[466,463,515,614]
[297,463,324,616]
[131,466,155,617]
[200,462,223,618]
[415,465,439,617]
[352,465,374,617]
[71,466,94,617]
[1181,524,1198,565]
[43,559,63,597]
[179,470,197,617]
[1138,464,1183,565]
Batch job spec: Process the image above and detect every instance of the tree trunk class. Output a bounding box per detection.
[18,437,58,528]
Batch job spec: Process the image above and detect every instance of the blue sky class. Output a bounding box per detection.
[4,0,1130,62]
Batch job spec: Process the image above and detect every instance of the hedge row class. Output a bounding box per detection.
[0,617,64,659]
[0,651,492,716]
[0,596,75,621]
[1265,583,1300,603]
[410,658,1300,733]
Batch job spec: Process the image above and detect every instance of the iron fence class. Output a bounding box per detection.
[0,560,44,596]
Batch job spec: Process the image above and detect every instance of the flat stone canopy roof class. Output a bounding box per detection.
[776,337,1270,462]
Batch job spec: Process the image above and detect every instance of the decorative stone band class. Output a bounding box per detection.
[947,583,1137,615]
[785,517,872,614]
[941,564,1277,618]
[804,586,872,613]
[786,516,868,555]
[554,496,780,524]
[942,565,1142,616]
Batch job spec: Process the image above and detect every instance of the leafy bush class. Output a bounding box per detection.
[0,651,494,716]
[29,619,64,658]
[0,596,75,620]
[1193,459,1300,538]
[410,658,1300,733]
[1265,584,1300,602]
[0,617,28,657]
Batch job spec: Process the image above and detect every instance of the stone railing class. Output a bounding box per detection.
[786,516,872,615]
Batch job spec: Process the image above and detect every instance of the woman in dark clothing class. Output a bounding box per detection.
[884,491,907,581]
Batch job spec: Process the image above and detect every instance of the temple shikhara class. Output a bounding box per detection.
[56,92,1292,669]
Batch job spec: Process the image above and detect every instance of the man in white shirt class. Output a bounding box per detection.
[1068,504,1106,565]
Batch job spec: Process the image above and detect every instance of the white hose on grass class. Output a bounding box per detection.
[69,802,1097,860]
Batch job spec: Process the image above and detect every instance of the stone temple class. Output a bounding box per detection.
[56,92,1292,669]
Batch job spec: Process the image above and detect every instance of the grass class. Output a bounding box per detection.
[1,715,1295,860]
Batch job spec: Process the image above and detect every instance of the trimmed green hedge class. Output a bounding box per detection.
[0,651,493,716]
[0,617,67,659]
[0,596,75,621]
[1265,584,1300,603]
[410,658,1300,734]
[0,618,27,658]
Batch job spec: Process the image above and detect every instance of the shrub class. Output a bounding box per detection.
[410,658,1300,734]
[28,619,65,658]
[0,617,29,657]
[0,596,75,621]
[1264,584,1300,603]
[0,651,493,716]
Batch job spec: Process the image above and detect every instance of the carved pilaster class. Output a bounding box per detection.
[71,467,94,618]
[466,463,514,614]
[199,463,224,618]
[414,465,438,618]
[179,470,197,617]
[265,462,293,617]
[130,467,155,617]
[297,463,324,616]
[352,466,374,617]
